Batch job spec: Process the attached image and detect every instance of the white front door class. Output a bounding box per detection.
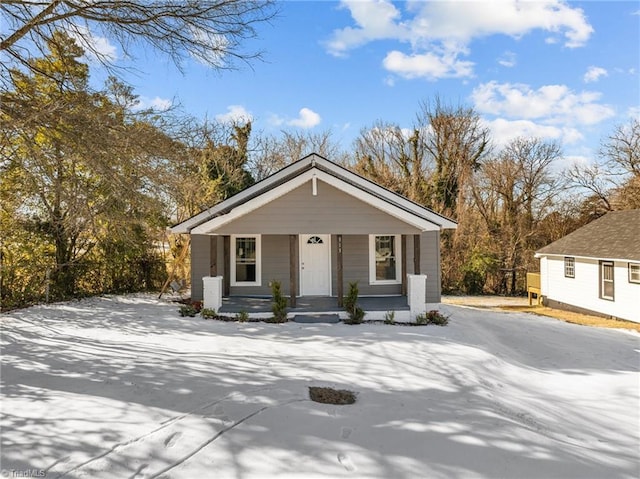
[300,234,331,296]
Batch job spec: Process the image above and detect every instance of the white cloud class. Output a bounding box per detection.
[411,0,592,48]
[472,81,615,125]
[584,66,608,83]
[67,25,117,63]
[498,51,517,68]
[382,50,474,80]
[483,118,583,147]
[288,108,321,128]
[269,108,322,129]
[325,0,406,57]
[215,105,253,124]
[135,96,172,111]
[326,0,593,80]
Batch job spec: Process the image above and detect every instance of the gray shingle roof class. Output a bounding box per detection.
[536,210,640,261]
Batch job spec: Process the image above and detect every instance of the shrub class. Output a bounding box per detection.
[384,311,395,325]
[415,309,449,326]
[201,308,218,319]
[270,280,288,323]
[343,281,365,325]
[179,305,198,317]
[426,309,449,326]
[235,311,249,322]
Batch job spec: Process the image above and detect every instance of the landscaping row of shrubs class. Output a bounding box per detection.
[178,280,449,326]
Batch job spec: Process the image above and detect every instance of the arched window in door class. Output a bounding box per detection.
[307,236,324,244]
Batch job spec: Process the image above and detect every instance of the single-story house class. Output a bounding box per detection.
[170,153,457,318]
[535,209,640,323]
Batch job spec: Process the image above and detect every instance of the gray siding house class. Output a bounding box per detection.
[171,154,457,307]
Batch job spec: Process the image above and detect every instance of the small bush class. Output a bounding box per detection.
[201,308,218,319]
[343,281,365,325]
[179,305,198,317]
[235,311,249,322]
[427,309,449,326]
[270,280,288,323]
[415,309,449,326]
[384,311,395,325]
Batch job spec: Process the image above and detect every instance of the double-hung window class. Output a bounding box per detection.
[231,235,261,286]
[369,234,401,284]
[600,261,614,300]
[564,257,575,278]
[629,263,640,284]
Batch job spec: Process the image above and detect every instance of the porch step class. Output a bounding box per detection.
[293,314,341,324]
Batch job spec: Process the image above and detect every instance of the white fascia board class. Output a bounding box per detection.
[171,157,314,233]
[313,156,457,229]
[535,252,637,263]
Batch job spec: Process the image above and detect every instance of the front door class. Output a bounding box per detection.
[300,234,331,296]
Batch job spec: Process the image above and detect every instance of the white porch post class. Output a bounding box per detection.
[203,276,224,312]
[407,274,427,319]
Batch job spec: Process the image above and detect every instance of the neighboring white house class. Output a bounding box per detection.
[535,210,640,323]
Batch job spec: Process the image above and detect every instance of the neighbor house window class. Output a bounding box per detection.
[629,263,640,284]
[600,261,614,300]
[564,257,575,278]
[231,235,261,286]
[369,235,401,284]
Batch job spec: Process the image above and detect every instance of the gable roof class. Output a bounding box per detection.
[536,209,640,261]
[171,153,457,234]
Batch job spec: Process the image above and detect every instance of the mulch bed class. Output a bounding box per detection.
[309,387,357,405]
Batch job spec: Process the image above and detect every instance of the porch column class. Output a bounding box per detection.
[401,235,407,296]
[209,236,217,276]
[337,234,344,307]
[223,236,230,296]
[203,276,223,312]
[289,235,298,307]
[407,274,427,318]
[413,234,421,275]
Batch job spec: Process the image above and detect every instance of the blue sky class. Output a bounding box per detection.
[86,0,639,166]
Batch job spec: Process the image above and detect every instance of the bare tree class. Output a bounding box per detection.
[352,120,429,202]
[418,97,490,219]
[251,129,347,180]
[471,137,562,293]
[564,163,614,213]
[565,118,640,213]
[602,118,640,177]
[1,0,276,81]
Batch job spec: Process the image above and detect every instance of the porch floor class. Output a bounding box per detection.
[219,295,409,314]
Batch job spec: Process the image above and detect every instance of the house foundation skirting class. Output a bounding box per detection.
[543,297,624,321]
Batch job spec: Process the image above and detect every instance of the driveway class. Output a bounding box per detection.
[1,295,638,478]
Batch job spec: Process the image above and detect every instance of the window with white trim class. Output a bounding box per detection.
[600,261,614,300]
[369,235,401,284]
[629,263,640,284]
[564,257,575,278]
[231,235,261,286]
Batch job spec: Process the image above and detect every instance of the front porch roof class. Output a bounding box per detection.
[171,153,457,234]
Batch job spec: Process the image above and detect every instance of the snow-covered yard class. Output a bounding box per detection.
[1,295,638,479]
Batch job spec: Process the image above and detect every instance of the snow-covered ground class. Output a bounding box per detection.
[1,295,638,479]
